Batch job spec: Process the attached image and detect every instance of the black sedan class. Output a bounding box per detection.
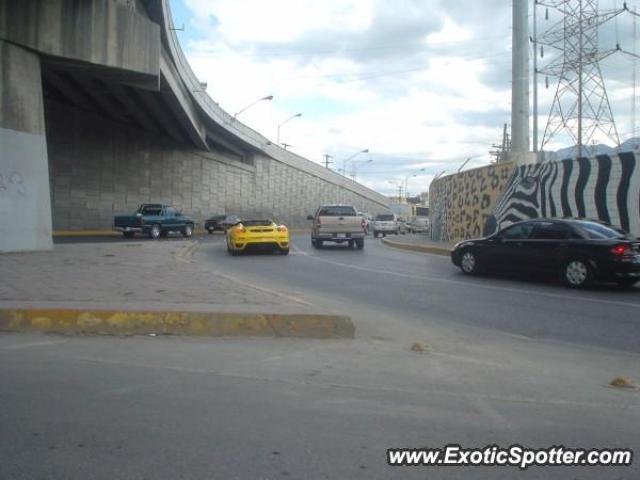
[204,214,241,233]
[451,219,640,288]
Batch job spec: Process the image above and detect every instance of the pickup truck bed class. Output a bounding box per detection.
[310,205,365,249]
[113,204,194,239]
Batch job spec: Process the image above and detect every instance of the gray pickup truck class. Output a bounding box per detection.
[308,204,365,249]
[113,204,195,239]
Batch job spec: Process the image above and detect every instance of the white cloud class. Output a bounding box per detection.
[174,0,636,196]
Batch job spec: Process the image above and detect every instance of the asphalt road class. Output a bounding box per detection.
[3,232,638,480]
[197,233,640,354]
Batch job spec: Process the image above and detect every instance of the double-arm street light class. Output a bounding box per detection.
[351,158,373,181]
[403,167,426,200]
[277,113,302,145]
[341,149,369,176]
[234,95,274,119]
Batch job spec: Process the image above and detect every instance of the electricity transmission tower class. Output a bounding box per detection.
[536,0,625,157]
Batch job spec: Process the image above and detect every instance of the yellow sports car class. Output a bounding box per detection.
[226,219,290,255]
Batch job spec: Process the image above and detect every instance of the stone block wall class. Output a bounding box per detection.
[46,101,388,230]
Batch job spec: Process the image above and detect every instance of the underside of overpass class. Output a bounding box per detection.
[0,0,389,252]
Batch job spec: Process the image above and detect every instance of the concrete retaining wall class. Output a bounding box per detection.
[47,101,388,229]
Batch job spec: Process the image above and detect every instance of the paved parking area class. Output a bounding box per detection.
[0,240,309,313]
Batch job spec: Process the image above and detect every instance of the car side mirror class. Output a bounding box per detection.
[307,215,314,220]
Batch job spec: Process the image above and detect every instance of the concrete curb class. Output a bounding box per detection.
[0,308,355,339]
[381,237,452,256]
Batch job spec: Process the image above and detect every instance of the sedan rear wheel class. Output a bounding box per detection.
[460,250,478,275]
[563,259,591,288]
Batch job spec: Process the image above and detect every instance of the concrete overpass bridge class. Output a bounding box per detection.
[0,0,389,252]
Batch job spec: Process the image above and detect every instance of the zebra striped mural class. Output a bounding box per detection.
[485,151,640,237]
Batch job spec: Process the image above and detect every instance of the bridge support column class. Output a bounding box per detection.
[0,40,53,252]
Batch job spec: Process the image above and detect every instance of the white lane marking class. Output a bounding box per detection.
[213,269,314,307]
[290,243,640,310]
[1,339,69,350]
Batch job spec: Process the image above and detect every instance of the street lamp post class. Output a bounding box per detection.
[403,168,426,201]
[234,95,274,118]
[277,113,302,145]
[351,159,373,181]
[341,149,369,176]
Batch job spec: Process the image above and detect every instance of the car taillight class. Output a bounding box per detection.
[611,244,631,256]
[361,218,366,230]
[237,225,246,233]
[315,217,321,227]
[277,225,287,232]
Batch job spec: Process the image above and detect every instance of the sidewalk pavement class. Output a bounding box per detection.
[0,241,351,338]
[380,234,453,255]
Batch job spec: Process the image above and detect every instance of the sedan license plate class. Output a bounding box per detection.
[337,233,346,238]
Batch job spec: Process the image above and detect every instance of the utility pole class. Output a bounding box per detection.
[532,0,539,155]
[511,0,530,154]
[323,154,333,169]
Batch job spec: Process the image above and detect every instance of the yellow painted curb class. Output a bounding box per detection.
[53,230,119,237]
[0,308,354,339]
[381,237,452,256]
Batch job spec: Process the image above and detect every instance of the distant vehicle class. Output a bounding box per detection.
[226,219,290,255]
[407,216,430,233]
[113,204,194,240]
[205,214,241,233]
[371,213,399,238]
[308,205,365,249]
[451,218,640,288]
[357,211,371,235]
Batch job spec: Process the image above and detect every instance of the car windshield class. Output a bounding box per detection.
[318,206,356,216]
[241,220,274,227]
[139,205,162,215]
[577,222,630,239]
[375,214,395,221]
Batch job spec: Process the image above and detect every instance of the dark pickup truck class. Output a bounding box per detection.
[113,204,195,239]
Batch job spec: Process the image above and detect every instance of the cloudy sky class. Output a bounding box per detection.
[169,0,639,196]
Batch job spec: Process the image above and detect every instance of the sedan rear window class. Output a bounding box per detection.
[577,222,629,239]
[375,214,395,221]
[318,206,356,216]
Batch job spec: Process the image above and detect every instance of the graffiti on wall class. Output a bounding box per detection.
[429,162,515,243]
[485,151,640,237]
[0,171,27,196]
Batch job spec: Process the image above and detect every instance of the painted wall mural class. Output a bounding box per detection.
[429,162,515,243]
[486,152,640,238]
